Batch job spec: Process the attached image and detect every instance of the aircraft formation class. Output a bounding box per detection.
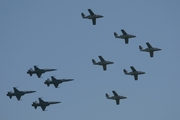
[7,8,162,110]
[82,9,161,105]
[7,66,73,111]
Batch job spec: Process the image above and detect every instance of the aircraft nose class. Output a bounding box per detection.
[123,96,127,99]
[54,102,61,104]
[51,69,57,71]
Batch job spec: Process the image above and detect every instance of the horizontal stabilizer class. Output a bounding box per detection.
[114,32,118,37]
[123,69,128,74]
[81,13,85,18]
[33,105,37,109]
[8,94,12,99]
[92,59,96,64]
[139,46,143,51]
[27,70,33,76]
[105,93,110,99]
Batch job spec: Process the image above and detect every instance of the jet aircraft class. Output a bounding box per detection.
[105,91,127,105]
[124,66,145,80]
[92,56,114,71]
[6,87,36,101]
[114,29,136,44]
[27,66,57,78]
[32,98,61,111]
[81,9,103,25]
[44,76,74,88]
[139,42,162,57]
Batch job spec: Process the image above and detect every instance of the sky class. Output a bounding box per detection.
[1,0,180,120]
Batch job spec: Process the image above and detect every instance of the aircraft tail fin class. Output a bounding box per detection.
[114,32,118,38]
[105,93,110,99]
[92,59,96,64]
[139,46,143,51]
[32,102,37,109]
[8,92,12,99]
[81,13,86,18]
[45,78,51,87]
[27,69,33,76]
[123,69,128,74]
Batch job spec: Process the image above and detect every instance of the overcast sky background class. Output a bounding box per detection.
[1,0,180,120]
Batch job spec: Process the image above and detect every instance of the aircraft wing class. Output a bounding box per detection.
[112,91,118,96]
[53,83,59,88]
[34,66,40,71]
[39,98,45,103]
[13,87,19,93]
[121,29,127,35]
[130,66,137,72]
[16,95,21,101]
[116,99,120,105]
[98,56,105,61]
[51,76,57,81]
[92,18,96,25]
[146,42,152,48]
[41,105,46,111]
[134,74,138,80]
[88,9,95,15]
[36,73,42,78]
[102,65,107,71]
[150,51,154,57]
[125,38,129,44]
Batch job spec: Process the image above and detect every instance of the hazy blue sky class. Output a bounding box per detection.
[1,0,180,120]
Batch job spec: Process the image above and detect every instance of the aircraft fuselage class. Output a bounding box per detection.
[128,71,145,75]
[7,91,36,97]
[96,61,114,65]
[85,14,103,19]
[119,34,136,39]
[142,48,162,52]
[109,96,127,100]
[32,101,60,108]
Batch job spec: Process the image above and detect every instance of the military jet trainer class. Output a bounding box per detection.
[139,42,162,57]
[27,66,57,78]
[6,87,36,101]
[44,76,74,88]
[123,66,145,80]
[114,29,136,44]
[92,56,114,71]
[32,98,61,111]
[81,9,103,25]
[106,91,127,105]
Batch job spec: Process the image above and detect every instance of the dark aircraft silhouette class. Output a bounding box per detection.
[114,29,136,44]
[44,76,74,88]
[32,98,61,111]
[27,66,57,78]
[139,42,162,57]
[6,87,36,101]
[81,9,103,25]
[106,91,127,105]
[124,66,145,80]
[92,56,114,71]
